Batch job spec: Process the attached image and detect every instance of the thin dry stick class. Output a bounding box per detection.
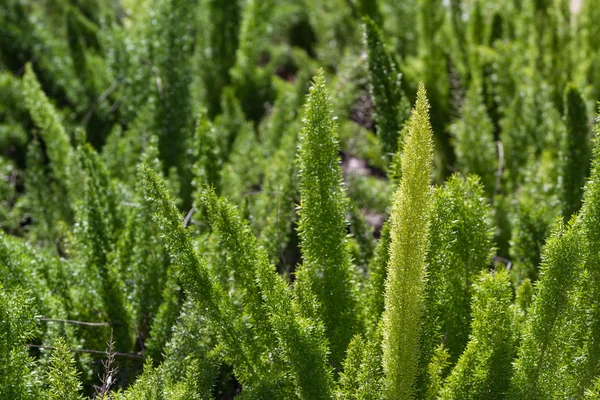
[495,140,505,195]
[140,58,164,102]
[493,254,513,271]
[38,317,111,327]
[183,207,196,228]
[96,330,118,399]
[82,82,119,126]
[16,55,40,75]
[275,184,287,267]
[24,344,145,360]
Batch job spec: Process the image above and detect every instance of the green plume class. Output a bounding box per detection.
[254,127,298,266]
[510,218,585,398]
[560,84,591,219]
[23,64,75,197]
[200,190,276,355]
[364,221,391,336]
[577,113,600,389]
[198,0,241,117]
[143,166,296,393]
[450,84,497,196]
[440,270,515,400]
[201,189,334,399]
[150,0,197,204]
[0,285,39,399]
[115,166,170,351]
[75,144,132,352]
[426,345,450,400]
[337,334,384,399]
[44,338,84,400]
[364,17,409,159]
[145,265,181,363]
[509,155,557,283]
[383,82,434,399]
[586,378,600,400]
[425,175,495,363]
[295,69,360,366]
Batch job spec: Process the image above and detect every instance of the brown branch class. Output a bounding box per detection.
[82,82,119,126]
[97,331,118,398]
[140,57,164,101]
[276,184,287,267]
[24,344,145,360]
[38,317,112,327]
[493,254,512,271]
[16,55,40,76]
[183,207,196,228]
[122,201,141,208]
[108,100,121,114]
[495,140,504,195]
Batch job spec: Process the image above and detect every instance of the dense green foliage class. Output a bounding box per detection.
[2,0,600,398]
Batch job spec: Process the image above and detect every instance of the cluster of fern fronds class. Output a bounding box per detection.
[2,0,600,398]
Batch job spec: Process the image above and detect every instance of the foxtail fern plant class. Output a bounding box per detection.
[440,270,515,399]
[0,285,39,399]
[578,113,600,390]
[75,144,132,352]
[383,82,434,399]
[201,189,334,399]
[364,221,391,337]
[44,338,84,400]
[510,218,585,398]
[23,64,76,199]
[150,0,196,196]
[364,17,409,159]
[419,174,495,392]
[450,84,497,196]
[295,69,360,367]
[560,84,591,219]
[142,166,262,386]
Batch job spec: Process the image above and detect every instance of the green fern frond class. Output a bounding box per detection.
[364,221,390,337]
[560,84,591,219]
[0,285,40,399]
[201,188,334,399]
[510,218,585,398]
[142,165,271,388]
[337,334,384,399]
[440,270,515,400]
[383,82,434,399]
[44,338,84,400]
[425,175,495,363]
[295,69,361,366]
[364,17,409,159]
[75,144,132,352]
[578,112,600,389]
[450,84,497,196]
[23,64,76,197]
